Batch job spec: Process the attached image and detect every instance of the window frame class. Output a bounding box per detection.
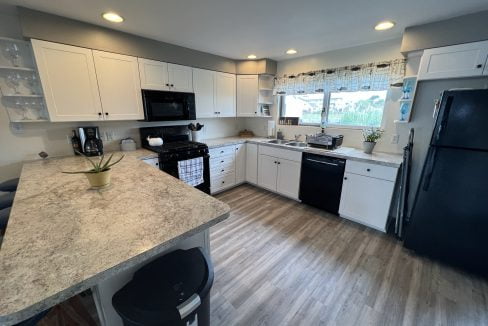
[279,90,387,130]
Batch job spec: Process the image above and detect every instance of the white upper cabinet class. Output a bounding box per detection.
[193,68,216,118]
[31,39,103,122]
[418,40,488,80]
[93,51,144,120]
[167,63,193,92]
[138,60,193,92]
[237,75,259,117]
[215,72,236,117]
[138,58,169,91]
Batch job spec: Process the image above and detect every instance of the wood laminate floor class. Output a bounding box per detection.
[210,184,488,326]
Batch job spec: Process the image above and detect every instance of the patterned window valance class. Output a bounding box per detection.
[274,59,406,95]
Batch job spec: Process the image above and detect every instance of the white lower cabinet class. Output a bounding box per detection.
[257,146,301,200]
[257,154,278,191]
[235,144,246,184]
[339,161,398,232]
[276,159,301,199]
[245,143,258,184]
[209,144,246,194]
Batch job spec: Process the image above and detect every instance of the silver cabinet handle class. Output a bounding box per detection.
[306,158,339,166]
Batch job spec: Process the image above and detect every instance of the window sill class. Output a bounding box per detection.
[279,123,378,130]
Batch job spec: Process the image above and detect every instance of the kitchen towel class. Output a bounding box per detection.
[177,157,204,187]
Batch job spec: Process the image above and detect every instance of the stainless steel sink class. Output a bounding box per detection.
[285,142,308,147]
[267,139,289,144]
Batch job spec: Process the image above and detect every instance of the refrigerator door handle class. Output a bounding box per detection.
[435,96,453,143]
[422,148,438,191]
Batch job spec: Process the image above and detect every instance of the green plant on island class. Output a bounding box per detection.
[63,152,124,174]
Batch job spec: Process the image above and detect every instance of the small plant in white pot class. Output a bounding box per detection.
[362,128,384,154]
[63,153,124,188]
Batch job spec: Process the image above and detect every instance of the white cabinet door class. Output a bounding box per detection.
[235,144,246,184]
[138,58,169,91]
[31,39,102,122]
[237,75,259,117]
[168,63,193,92]
[258,154,278,191]
[276,159,301,200]
[93,51,144,120]
[215,72,236,117]
[339,172,395,232]
[246,143,258,184]
[193,68,216,118]
[418,41,488,80]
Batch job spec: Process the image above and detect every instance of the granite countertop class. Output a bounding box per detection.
[203,137,403,167]
[0,149,230,325]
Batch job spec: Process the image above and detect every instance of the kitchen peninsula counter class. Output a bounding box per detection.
[0,149,230,325]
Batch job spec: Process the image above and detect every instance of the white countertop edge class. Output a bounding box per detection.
[203,137,403,168]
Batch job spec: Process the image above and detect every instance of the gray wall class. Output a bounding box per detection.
[405,77,488,214]
[401,10,488,54]
[19,7,237,73]
[18,7,277,75]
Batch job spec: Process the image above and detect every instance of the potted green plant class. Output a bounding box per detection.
[362,128,384,154]
[63,153,124,188]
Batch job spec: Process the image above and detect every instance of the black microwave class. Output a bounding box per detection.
[141,90,196,121]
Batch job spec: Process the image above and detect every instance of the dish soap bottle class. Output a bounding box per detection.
[320,107,327,133]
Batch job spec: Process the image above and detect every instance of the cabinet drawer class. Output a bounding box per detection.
[210,154,235,168]
[258,145,302,162]
[345,160,398,181]
[211,172,236,193]
[209,145,234,158]
[210,163,235,178]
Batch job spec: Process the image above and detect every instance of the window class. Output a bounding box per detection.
[280,94,324,125]
[280,90,387,128]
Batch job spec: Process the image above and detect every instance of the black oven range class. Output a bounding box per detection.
[140,126,210,194]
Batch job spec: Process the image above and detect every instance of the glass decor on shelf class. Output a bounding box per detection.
[0,37,48,122]
[394,76,417,124]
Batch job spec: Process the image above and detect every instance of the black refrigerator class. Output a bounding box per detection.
[404,89,488,276]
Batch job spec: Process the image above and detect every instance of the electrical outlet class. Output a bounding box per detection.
[391,134,400,144]
[10,122,24,134]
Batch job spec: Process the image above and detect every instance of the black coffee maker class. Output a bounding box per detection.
[78,127,103,156]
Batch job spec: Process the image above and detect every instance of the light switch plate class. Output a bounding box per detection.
[391,134,400,144]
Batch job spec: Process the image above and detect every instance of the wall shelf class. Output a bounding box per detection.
[0,66,35,71]
[0,37,30,44]
[10,119,49,123]
[2,94,43,98]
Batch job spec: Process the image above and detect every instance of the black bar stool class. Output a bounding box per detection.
[0,178,19,192]
[0,192,15,210]
[0,207,11,230]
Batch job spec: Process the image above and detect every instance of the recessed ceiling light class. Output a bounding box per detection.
[102,12,124,23]
[286,49,298,55]
[247,54,257,59]
[374,20,395,31]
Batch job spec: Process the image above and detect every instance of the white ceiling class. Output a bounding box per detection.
[3,0,488,60]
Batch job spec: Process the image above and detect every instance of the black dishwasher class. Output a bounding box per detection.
[299,153,346,214]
